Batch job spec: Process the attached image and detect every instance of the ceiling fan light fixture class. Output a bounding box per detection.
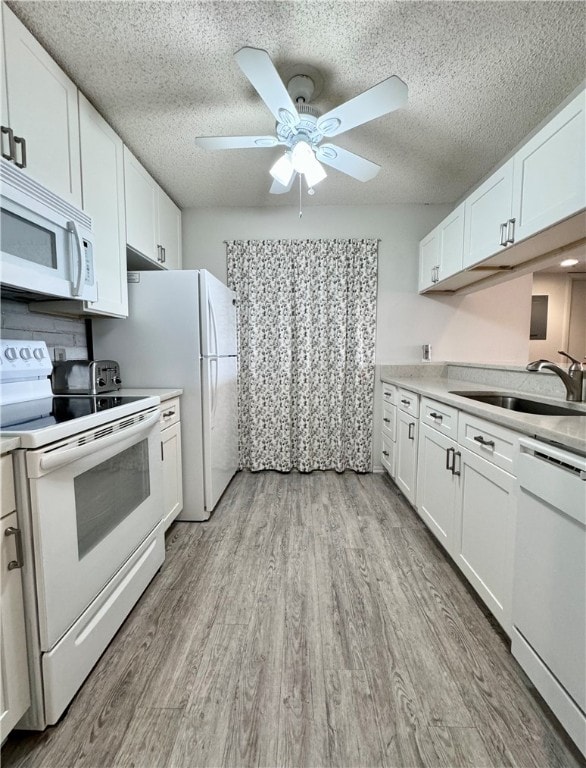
[304,157,327,188]
[290,140,315,174]
[270,152,295,186]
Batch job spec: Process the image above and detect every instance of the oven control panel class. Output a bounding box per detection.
[0,340,52,380]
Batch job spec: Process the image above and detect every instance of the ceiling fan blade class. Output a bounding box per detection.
[234,46,300,126]
[195,135,279,150]
[315,144,380,181]
[270,173,297,194]
[317,76,407,138]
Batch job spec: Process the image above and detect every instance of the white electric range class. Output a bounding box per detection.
[1,340,165,730]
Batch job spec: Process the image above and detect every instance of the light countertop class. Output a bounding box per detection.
[119,388,183,402]
[1,435,21,453]
[381,373,586,456]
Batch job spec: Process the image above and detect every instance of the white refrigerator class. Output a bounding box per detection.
[92,269,238,521]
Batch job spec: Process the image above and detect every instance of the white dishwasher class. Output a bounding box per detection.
[512,437,586,758]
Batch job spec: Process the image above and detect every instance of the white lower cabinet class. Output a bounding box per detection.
[1,455,30,744]
[453,446,516,634]
[160,399,183,529]
[416,424,458,552]
[395,408,419,506]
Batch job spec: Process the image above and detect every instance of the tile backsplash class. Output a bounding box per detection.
[1,299,88,360]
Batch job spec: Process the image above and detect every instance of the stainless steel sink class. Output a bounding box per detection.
[448,391,586,416]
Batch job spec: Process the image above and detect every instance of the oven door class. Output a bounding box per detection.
[25,408,162,650]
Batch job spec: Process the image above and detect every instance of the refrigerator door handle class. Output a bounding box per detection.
[210,357,218,419]
[208,297,219,358]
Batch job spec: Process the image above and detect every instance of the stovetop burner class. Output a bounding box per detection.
[1,395,148,432]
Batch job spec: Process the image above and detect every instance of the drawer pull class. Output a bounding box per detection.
[382,450,390,457]
[474,435,495,448]
[429,412,443,421]
[446,447,455,471]
[383,417,391,423]
[408,422,415,440]
[5,527,24,570]
[401,399,411,406]
[162,410,174,418]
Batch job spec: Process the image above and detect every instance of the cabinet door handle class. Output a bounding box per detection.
[473,435,495,448]
[408,422,415,440]
[382,450,390,457]
[14,135,27,168]
[507,218,516,245]
[162,246,166,264]
[446,446,455,471]
[453,451,461,476]
[1,125,15,161]
[499,222,508,247]
[161,441,164,461]
[383,417,390,423]
[429,412,443,421]
[5,526,24,570]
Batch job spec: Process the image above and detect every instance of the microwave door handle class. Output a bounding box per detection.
[38,411,160,472]
[67,220,85,297]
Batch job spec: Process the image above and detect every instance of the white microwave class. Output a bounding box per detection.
[0,158,96,302]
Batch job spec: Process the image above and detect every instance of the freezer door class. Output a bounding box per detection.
[201,355,238,511]
[199,270,237,357]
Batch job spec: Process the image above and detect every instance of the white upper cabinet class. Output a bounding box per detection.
[157,188,182,270]
[124,147,182,269]
[418,227,440,291]
[1,4,81,205]
[438,202,465,280]
[124,146,159,264]
[463,158,514,269]
[512,90,586,243]
[79,94,128,317]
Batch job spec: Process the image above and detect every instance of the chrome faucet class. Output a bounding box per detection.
[526,351,584,402]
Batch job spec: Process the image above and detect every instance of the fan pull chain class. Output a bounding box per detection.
[299,174,303,218]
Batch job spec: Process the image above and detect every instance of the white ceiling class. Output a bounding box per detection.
[7,1,585,210]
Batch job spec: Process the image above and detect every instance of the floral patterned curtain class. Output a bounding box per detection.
[226,238,378,473]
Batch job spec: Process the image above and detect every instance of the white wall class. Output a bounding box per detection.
[183,204,533,366]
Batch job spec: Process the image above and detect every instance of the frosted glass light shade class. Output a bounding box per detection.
[291,140,315,173]
[304,158,327,187]
[270,153,295,186]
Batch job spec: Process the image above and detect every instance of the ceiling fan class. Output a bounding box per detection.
[195,47,408,194]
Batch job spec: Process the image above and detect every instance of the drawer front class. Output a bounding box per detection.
[382,383,397,405]
[1,454,16,518]
[421,397,459,438]
[159,397,181,429]
[398,388,420,418]
[382,402,396,441]
[458,413,518,474]
[381,433,395,477]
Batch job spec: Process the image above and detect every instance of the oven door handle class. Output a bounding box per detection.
[38,411,160,472]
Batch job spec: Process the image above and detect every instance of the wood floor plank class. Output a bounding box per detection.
[324,669,385,768]
[168,622,246,768]
[2,471,582,768]
[277,524,328,768]
[111,707,182,768]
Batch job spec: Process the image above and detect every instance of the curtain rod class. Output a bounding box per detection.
[223,238,381,244]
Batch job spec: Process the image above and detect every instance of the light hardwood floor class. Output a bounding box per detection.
[2,471,583,768]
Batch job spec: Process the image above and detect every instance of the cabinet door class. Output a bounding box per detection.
[416,425,458,553]
[512,90,586,243]
[123,147,159,264]
[418,227,439,291]
[161,421,183,529]
[438,202,465,280]
[454,447,516,634]
[158,188,182,270]
[395,410,419,506]
[2,5,81,205]
[1,511,31,742]
[463,158,514,268]
[79,94,128,317]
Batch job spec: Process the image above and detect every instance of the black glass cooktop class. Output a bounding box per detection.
[1,395,147,431]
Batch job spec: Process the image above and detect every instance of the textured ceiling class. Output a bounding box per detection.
[7,1,585,209]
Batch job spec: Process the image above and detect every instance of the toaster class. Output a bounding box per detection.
[51,360,122,395]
